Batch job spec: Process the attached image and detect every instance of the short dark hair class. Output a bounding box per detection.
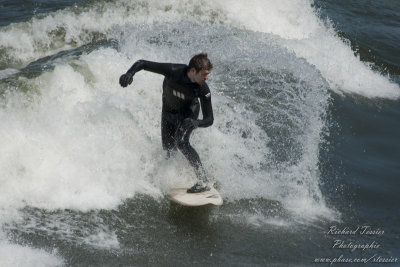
[188,53,213,72]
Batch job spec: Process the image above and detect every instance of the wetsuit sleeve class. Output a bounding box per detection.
[126,60,176,77]
[198,88,214,128]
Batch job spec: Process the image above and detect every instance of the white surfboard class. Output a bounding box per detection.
[169,185,223,206]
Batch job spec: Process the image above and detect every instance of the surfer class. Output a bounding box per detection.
[119,53,214,193]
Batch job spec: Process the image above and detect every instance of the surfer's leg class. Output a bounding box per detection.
[177,131,207,182]
[177,129,211,193]
[161,112,178,158]
[176,100,210,193]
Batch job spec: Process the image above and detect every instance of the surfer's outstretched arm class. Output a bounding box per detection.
[119,60,180,87]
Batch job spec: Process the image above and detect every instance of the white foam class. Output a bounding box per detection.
[0,210,64,267]
[2,0,397,98]
[246,215,292,228]
[0,41,330,221]
[0,0,187,68]
[0,68,19,79]
[0,48,164,211]
[0,0,353,218]
[211,0,321,40]
[0,242,63,267]
[0,1,371,263]
[210,0,400,98]
[2,0,392,246]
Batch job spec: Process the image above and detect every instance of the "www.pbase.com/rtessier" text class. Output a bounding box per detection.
[313,225,398,265]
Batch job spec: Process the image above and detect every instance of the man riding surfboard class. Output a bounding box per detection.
[119,53,214,193]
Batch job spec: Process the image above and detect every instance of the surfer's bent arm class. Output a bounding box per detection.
[198,94,214,128]
[126,60,175,77]
[120,60,176,87]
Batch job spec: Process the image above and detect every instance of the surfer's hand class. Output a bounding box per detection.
[119,72,134,87]
[182,118,199,131]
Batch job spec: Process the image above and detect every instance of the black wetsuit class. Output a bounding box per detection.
[126,60,214,182]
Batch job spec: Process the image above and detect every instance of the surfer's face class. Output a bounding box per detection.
[189,68,210,85]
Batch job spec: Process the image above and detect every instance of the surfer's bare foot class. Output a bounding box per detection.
[187,183,211,193]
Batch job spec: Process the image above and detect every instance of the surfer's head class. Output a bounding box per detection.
[188,53,212,85]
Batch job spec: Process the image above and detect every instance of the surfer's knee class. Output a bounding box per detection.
[176,139,189,152]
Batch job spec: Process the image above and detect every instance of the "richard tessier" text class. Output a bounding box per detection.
[327,225,384,236]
